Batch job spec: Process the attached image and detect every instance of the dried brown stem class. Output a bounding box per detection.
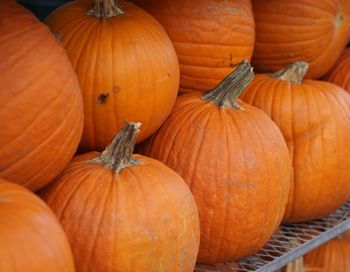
[87,0,124,19]
[271,62,309,84]
[90,121,141,172]
[202,60,254,109]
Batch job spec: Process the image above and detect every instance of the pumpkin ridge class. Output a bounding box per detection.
[86,173,113,269]
[245,109,283,232]
[89,24,103,150]
[211,113,231,261]
[172,39,253,48]
[0,23,41,44]
[24,114,83,188]
[185,109,216,258]
[64,21,100,64]
[141,164,181,271]
[2,89,81,176]
[66,171,110,250]
[177,107,214,190]
[52,166,97,219]
[58,17,98,50]
[159,102,206,166]
[2,80,63,152]
[211,113,243,260]
[233,108,278,248]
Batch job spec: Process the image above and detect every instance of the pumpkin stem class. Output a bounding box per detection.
[91,121,141,172]
[202,60,254,109]
[271,62,309,84]
[87,0,124,19]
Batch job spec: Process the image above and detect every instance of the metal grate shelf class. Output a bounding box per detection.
[195,200,350,272]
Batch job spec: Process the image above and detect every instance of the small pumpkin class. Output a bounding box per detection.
[304,232,350,272]
[139,61,291,263]
[45,0,179,151]
[0,1,84,191]
[0,179,74,272]
[252,0,350,79]
[132,0,255,93]
[42,122,200,272]
[241,62,350,222]
[325,48,350,93]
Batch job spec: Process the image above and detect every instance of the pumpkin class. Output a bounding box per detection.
[325,48,350,93]
[139,61,291,263]
[0,1,83,191]
[45,0,179,151]
[132,0,255,93]
[252,0,350,79]
[0,178,74,272]
[304,232,350,272]
[241,62,350,222]
[277,257,305,272]
[42,122,200,272]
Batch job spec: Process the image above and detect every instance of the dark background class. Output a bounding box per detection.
[18,0,71,20]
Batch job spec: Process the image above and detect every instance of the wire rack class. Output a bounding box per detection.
[195,200,350,272]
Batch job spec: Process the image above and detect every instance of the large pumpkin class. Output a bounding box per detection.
[241,62,350,222]
[132,0,255,93]
[0,1,83,191]
[45,0,179,151]
[325,48,350,93]
[0,179,74,272]
[304,232,350,272]
[42,122,200,272]
[139,61,291,263]
[252,0,350,79]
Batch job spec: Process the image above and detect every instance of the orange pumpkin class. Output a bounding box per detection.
[139,61,291,263]
[45,0,179,151]
[132,0,255,93]
[304,232,350,272]
[252,0,350,79]
[0,178,74,272]
[42,122,200,272]
[0,1,83,191]
[241,62,350,222]
[325,48,350,93]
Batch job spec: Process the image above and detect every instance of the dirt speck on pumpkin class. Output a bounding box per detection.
[55,32,62,42]
[97,92,109,104]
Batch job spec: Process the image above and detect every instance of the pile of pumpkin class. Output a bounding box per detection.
[1,0,350,271]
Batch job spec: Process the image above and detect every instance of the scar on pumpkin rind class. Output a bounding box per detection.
[97,92,109,104]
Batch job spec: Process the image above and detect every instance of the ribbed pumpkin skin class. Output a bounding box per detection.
[139,93,291,263]
[241,75,350,222]
[252,0,350,79]
[304,232,350,272]
[43,153,200,272]
[325,48,350,93]
[45,0,179,151]
[0,1,83,191]
[0,179,74,272]
[132,0,255,93]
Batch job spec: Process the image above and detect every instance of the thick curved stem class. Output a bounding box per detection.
[202,60,254,109]
[87,0,124,19]
[91,121,141,172]
[271,62,309,84]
